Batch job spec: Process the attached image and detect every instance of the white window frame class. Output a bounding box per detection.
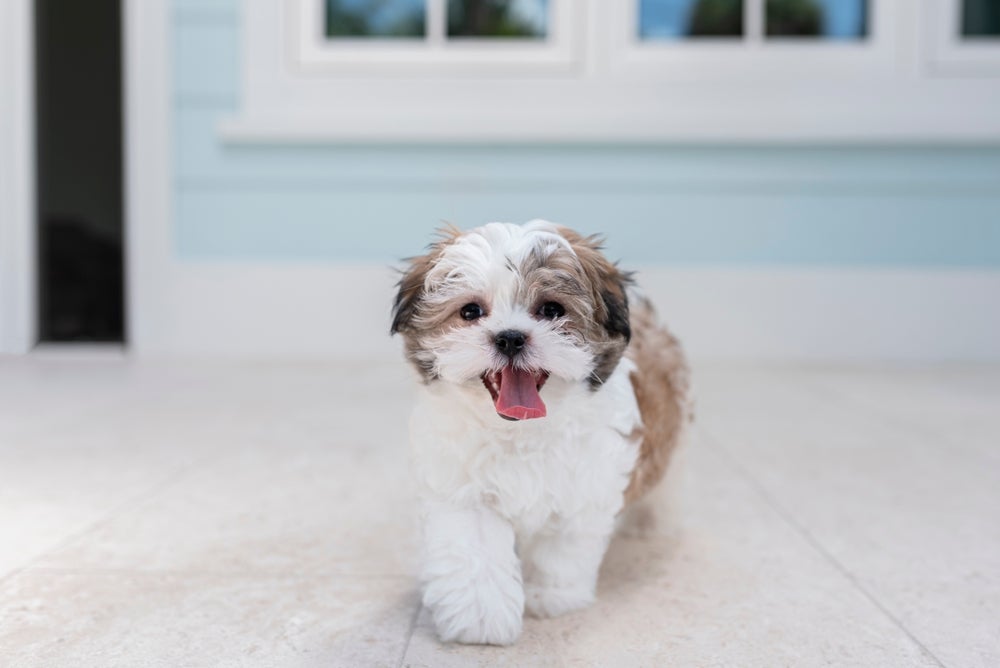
[294,0,581,74]
[924,0,1000,76]
[609,0,899,80]
[221,0,1000,143]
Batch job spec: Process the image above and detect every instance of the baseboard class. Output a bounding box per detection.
[131,263,1000,362]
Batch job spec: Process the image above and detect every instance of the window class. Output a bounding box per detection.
[223,0,1000,142]
[961,0,1000,39]
[765,0,867,40]
[324,0,427,38]
[925,0,1000,75]
[635,0,871,42]
[639,0,744,39]
[447,0,549,39]
[294,0,576,74]
[616,0,895,82]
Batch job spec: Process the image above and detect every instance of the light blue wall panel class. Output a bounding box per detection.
[176,188,1000,266]
[173,19,240,105]
[171,2,1000,267]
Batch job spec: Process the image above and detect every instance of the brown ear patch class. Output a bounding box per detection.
[623,296,692,504]
[390,225,462,380]
[390,225,461,335]
[552,227,634,388]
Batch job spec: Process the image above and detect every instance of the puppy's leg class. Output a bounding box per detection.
[421,504,524,645]
[521,521,614,619]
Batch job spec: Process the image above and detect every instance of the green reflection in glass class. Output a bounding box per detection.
[766,0,868,40]
[447,0,549,39]
[639,0,744,39]
[962,0,1000,38]
[325,0,426,38]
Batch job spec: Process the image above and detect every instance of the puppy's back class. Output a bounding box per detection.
[622,296,692,503]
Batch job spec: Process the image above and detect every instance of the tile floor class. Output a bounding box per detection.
[0,353,998,667]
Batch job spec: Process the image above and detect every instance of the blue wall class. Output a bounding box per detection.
[173,0,1000,267]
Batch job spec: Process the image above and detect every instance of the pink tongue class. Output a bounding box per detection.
[495,367,547,420]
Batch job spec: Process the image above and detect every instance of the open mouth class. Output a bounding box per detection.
[481,367,549,421]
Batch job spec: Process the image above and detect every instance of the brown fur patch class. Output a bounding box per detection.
[623,296,692,504]
[390,226,463,381]
[551,228,633,387]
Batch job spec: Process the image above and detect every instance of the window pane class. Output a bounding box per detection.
[447,0,548,38]
[962,0,1000,38]
[765,0,867,40]
[325,0,426,38]
[639,0,744,40]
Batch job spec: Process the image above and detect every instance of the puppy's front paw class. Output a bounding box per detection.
[424,573,524,645]
[524,582,594,619]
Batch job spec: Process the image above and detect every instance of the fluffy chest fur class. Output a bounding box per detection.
[410,360,643,537]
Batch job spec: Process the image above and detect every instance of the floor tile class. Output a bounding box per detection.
[33,427,419,578]
[0,570,417,668]
[403,439,939,667]
[696,365,999,668]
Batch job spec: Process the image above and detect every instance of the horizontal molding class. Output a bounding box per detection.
[175,109,1000,185]
[133,264,1000,362]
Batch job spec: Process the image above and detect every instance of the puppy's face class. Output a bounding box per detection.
[392,221,631,421]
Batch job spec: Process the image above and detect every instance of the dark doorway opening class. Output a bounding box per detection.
[35,0,124,342]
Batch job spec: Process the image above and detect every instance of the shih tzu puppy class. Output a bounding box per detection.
[391,220,690,645]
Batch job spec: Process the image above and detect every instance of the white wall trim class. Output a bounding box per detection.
[145,264,1000,363]
[124,0,173,354]
[222,0,1000,143]
[0,0,36,354]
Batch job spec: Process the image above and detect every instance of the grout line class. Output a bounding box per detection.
[699,426,948,668]
[396,603,423,668]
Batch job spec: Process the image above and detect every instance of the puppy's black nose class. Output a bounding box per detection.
[495,330,527,358]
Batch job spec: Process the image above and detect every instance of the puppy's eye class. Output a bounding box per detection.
[538,302,565,320]
[460,303,485,321]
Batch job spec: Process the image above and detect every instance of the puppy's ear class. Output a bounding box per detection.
[390,259,427,335]
[556,227,633,343]
[601,279,632,343]
[390,226,461,335]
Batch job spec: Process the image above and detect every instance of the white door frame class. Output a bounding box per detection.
[0,0,36,354]
[123,0,172,354]
[0,0,171,354]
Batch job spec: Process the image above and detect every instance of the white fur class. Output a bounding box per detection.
[406,221,643,645]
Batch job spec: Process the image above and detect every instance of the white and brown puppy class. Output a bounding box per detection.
[392,221,690,646]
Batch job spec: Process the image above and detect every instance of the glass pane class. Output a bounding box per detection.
[962,0,1000,38]
[447,0,549,39]
[639,0,744,40]
[765,0,868,40]
[325,0,426,38]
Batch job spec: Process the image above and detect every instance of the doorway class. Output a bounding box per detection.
[35,0,124,342]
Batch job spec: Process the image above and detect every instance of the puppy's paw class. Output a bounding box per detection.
[524,582,594,619]
[424,574,524,645]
